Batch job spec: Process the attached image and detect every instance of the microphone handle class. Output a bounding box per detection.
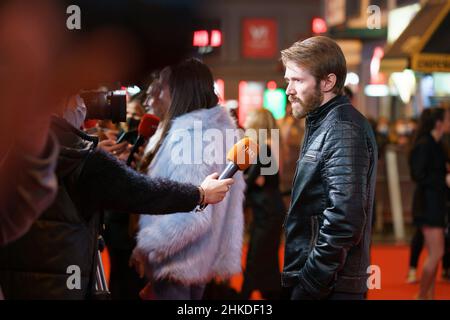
[218,162,239,180]
[197,162,239,212]
[126,135,145,166]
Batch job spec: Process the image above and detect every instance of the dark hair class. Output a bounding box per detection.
[412,107,445,146]
[281,36,347,95]
[166,58,218,119]
[140,58,218,171]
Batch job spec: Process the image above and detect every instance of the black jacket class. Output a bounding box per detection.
[282,95,377,299]
[410,134,447,227]
[0,116,200,299]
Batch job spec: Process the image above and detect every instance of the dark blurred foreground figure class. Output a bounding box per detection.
[0,0,210,300]
[0,0,154,248]
[409,107,450,299]
[281,36,377,300]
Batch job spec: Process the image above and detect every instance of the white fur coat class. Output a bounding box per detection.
[136,106,245,285]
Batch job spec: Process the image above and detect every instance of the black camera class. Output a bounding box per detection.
[81,91,127,123]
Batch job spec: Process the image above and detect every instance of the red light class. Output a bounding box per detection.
[312,18,327,34]
[370,46,385,84]
[373,47,384,59]
[267,81,277,90]
[193,30,209,47]
[215,79,225,105]
[210,30,222,47]
[238,81,248,100]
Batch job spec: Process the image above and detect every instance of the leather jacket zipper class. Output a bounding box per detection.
[301,122,311,158]
[309,215,319,252]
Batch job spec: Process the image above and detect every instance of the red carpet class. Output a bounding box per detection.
[367,244,450,300]
[102,244,450,300]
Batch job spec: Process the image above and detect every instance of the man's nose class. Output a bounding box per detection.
[286,83,295,96]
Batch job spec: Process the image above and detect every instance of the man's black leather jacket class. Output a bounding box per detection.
[282,95,377,299]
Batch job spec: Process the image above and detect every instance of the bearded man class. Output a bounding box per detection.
[281,36,378,300]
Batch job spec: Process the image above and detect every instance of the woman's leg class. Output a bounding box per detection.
[407,228,424,283]
[409,228,424,269]
[418,226,445,299]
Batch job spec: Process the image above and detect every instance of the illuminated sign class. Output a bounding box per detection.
[263,88,286,120]
[312,17,327,34]
[412,53,450,73]
[193,30,209,47]
[387,4,420,44]
[370,46,386,84]
[193,30,223,47]
[242,19,277,58]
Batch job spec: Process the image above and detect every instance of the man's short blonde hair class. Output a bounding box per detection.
[281,36,347,95]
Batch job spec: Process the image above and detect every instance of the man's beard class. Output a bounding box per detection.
[289,86,323,119]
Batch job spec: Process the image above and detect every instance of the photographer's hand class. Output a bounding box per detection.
[98,139,128,156]
[118,145,146,170]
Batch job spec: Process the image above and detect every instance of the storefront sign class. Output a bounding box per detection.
[242,19,277,58]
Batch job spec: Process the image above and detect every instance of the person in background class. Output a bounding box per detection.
[143,67,171,120]
[409,107,450,299]
[240,109,285,300]
[123,93,146,133]
[376,117,390,156]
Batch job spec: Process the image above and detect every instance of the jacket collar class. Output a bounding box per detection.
[306,95,351,126]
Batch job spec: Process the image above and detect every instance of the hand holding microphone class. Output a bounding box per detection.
[199,173,234,205]
[126,114,160,166]
[198,137,258,209]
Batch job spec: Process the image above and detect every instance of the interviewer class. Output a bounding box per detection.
[0,98,233,300]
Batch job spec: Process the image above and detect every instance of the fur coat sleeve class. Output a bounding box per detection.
[136,130,223,262]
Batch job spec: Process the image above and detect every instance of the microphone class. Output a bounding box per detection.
[198,137,258,211]
[219,137,258,180]
[126,114,160,166]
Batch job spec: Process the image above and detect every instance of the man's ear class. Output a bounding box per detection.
[321,73,337,93]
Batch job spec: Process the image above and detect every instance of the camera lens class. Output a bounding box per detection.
[83,91,126,123]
